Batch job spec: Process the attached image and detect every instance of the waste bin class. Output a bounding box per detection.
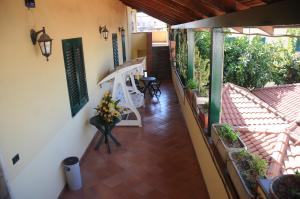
[63,156,82,191]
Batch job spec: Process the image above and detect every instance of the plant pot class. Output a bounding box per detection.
[211,124,247,163]
[192,91,201,110]
[270,174,300,199]
[199,110,208,129]
[227,151,255,199]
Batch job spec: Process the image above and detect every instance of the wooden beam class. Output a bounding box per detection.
[160,0,206,20]
[258,26,274,35]
[168,0,208,19]
[172,0,300,29]
[172,0,224,17]
[121,0,177,24]
[206,0,249,12]
[231,27,243,33]
[208,28,224,135]
[122,0,190,24]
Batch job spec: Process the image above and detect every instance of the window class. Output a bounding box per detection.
[121,31,126,62]
[112,33,119,67]
[62,38,89,117]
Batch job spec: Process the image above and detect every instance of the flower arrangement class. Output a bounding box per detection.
[95,91,123,125]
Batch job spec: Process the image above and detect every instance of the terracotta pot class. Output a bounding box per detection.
[270,174,300,199]
[199,111,208,129]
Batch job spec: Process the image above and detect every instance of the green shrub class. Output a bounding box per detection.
[186,79,198,90]
[235,150,268,193]
[218,124,239,142]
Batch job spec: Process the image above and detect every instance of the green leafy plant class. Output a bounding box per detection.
[249,154,268,177]
[194,32,210,97]
[235,150,268,193]
[186,79,198,90]
[295,170,300,176]
[218,124,239,142]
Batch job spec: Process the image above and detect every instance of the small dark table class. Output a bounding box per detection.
[89,115,121,153]
[140,76,156,97]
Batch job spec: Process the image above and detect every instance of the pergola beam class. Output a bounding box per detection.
[121,0,178,24]
[172,0,300,29]
[122,0,195,24]
[168,0,207,19]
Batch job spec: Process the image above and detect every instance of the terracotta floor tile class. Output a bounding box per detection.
[60,81,209,199]
[132,182,154,196]
[101,174,123,188]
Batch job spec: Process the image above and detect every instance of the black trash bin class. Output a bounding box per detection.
[63,156,82,191]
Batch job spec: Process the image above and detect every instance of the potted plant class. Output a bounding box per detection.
[227,150,268,199]
[198,102,209,129]
[270,171,300,199]
[186,79,198,102]
[212,123,246,162]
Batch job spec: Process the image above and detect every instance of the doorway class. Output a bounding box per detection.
[0,154,10,199]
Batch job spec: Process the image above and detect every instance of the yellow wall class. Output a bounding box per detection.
[172,69,230,199]
[131,32,147,59]
[152,31,168,43]
[0,0,129,198]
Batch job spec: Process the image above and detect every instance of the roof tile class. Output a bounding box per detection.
[222,83,300,177]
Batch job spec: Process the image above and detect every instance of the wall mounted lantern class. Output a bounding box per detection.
[118,27,125,34]
[99,26,109,41]
[30,27,53,61]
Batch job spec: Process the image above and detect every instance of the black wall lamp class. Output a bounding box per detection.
[118,27,125,34]
[30,27,53,61]
[99,25,109,41]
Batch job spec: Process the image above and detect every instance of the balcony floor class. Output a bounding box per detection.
[61,81,209,199]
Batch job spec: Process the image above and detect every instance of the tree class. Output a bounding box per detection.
[224,36,274,88]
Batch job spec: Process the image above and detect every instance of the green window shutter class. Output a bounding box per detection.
[62,38,89,117]
[112,33,119,67]
[121,32,126,62]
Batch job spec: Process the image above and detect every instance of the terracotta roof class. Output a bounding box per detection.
[221,83,300,177]
[252,83,300,124]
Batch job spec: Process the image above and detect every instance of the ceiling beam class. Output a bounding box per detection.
[257,26,274,35]
[231,27,244,33]
[167,0,208,19]
[121,0,178,24]
[172,0,300,29]
[172,0,224,17]
[122,0,191,24]
[206,0,249,12]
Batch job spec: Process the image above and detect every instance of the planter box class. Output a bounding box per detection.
[227,151,255,199]
[186,89,196,103]
[212,124,246,163]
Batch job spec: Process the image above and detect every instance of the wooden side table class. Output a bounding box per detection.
[89,115,121,153]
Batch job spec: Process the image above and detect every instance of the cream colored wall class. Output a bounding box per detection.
[172,69,230,199]
[0,0,129,198]
[152,31,168,43]
[131,32,147,58]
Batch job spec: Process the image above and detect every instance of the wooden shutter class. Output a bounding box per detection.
[121,32,126,62]
[112,33,119,67]
[62,38,89,117]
